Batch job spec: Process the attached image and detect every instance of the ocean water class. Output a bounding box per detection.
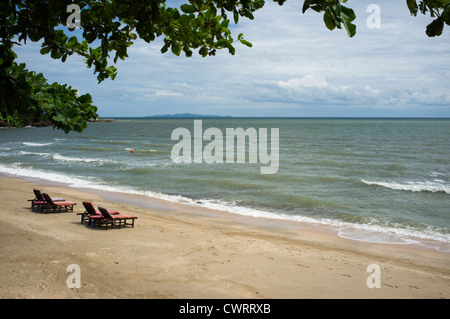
[1,118,449,251]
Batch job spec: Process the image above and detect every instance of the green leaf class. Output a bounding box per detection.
[426,18,444,36]
[161,41,170,54]
[183,46,193,57]
[106,66,118,80]
[302,0,313,14]
[323,10,336,31]
[216,38,229,47]
[244,8,255,20]
[254,0,266,10]
[240,39,253,47]
[180,4,197,14]
[171,42,181,56]
[233,7,239,24]
[80,40,88,52]
[343,19,356,37]
[52,114,66,122]
[310,4,323,13]
[443,7,450,25]
[341,5,356,22]
[66,36,78,49]
[407,0,418,16]
[227,44,236,55]
[199,46,208,57]
[40,46,51,55]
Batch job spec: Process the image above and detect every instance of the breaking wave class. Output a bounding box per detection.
[362,179,450,195]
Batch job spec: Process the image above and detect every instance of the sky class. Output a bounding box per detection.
[13,0,450,118]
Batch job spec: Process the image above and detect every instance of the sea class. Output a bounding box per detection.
[1,118,449,252]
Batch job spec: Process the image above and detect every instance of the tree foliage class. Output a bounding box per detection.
[0,62,97,133]
[1,0,449,132]
[406,0,450,36]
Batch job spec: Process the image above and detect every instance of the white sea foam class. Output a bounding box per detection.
[52,154,113,164]
[1,162,448,251]
[430,172,445,177]
[0,163,100,188]
[22,142,52,147]
[19,151,51,158]
[19,151,113,165]
[362,179,450,194]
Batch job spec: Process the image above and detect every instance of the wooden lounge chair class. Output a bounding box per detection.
[78,201,118,226]
[98,206,137,230]
[28,189,65,211]
[41,193,76,213]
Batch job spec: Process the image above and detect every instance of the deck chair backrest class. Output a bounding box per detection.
[42,193,55,205]
[33,189,44,201]
[82,202,97,215]
[98,206,114,219]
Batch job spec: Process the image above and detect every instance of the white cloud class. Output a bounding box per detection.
[270,75,328,90]
[147,90,183,97]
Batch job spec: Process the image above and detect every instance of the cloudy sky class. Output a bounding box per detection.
[14,0,450,117]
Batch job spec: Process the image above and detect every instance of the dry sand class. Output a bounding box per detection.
[0,174,449,299]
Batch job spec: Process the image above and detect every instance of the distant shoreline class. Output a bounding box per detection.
[0,120,53,128]
[145,113,233,118]
[106,116,450,120]
[88,118,116,122]
[0,118,116,129]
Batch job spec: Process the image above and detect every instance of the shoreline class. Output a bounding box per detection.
[0,174,449,298]
[85,186,450,254]
[2,167,448,254]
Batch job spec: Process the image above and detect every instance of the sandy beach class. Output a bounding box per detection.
[0,174,448,299]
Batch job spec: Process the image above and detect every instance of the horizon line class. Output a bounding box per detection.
[100,116,450,119]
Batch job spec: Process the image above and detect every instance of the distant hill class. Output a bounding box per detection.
[146,113,232,118]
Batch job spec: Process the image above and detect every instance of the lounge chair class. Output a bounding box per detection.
[41,193,76,213]
[78,201,118,226]
[98,206,138,230]
[28,189,65,211]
